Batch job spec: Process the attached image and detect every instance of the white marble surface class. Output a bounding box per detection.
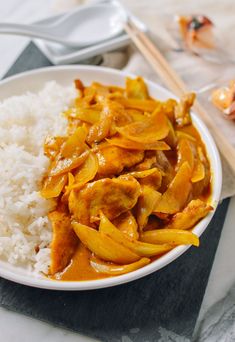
[0,1,234,341]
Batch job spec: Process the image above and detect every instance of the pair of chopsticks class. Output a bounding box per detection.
[124,20,235,174]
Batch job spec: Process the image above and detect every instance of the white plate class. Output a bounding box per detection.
[0,65,222,290]
[33,0,147,65]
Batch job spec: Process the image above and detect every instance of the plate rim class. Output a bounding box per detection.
[0,65,222,290]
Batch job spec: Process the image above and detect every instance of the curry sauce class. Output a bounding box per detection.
[40,77,213,281]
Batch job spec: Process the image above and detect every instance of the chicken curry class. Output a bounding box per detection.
[40,77,212,281]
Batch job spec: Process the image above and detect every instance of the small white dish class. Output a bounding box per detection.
[0,2,127,48]
[0,65,222,291]
[33,0,147,65]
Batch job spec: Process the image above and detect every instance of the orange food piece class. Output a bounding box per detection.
[106,136,170,151]
[174,93,195,127]
[74,152,98,186]
[165,119,178,148]
[139,168,162,190]
[74,79,85,94]
[176,130,196,142]
[107,100,132,129]
[86,105,112,144]
[40,76,212,280]
[96,145,144,177]
[91,82,110,102]
[90,256,150,275]
[165,199,213,230]
[113,211,139,240]
[191,159,205,183]
[154,162,192,214]
[133,151,159,171]
[69,175,141,225]
[140,229,199,247]
[61,126,87,158]
[125,77,149,99]
[116,106,169,143]
[99,213,172,257]
[126,109,146,122]
[49,150,89,177]
[73,222,140,264]
[128,168,159,179]
[115,97,159,112]
[65,107,100,124]
[177,138,195,170]
[62,152,99,202]
[137,186,162,229]
[44,136,65,160]
[41,174,68,199]
[49,210,78,274]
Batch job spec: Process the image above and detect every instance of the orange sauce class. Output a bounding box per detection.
[54,243,110,281]
[51,123,212,282]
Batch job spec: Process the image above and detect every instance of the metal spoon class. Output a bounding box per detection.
[0,2,127,48]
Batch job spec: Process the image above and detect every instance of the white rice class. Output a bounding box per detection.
[0,81,77,274]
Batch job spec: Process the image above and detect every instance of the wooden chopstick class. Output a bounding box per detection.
[124,20,235,174]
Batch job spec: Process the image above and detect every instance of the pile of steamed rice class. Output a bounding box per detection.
[0,82,77,274]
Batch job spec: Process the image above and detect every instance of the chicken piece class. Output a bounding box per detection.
[96,145,144,177]
[133,151,158,171]
[49,210,78,274]
[69,175,141,225]
[139,169,162,190]
[165,199,213,230]
[155,150,175,189]
[155,151,173,173]
[107,100,132,129]
[113,211,139,240]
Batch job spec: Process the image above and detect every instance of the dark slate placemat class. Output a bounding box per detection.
[0,42,230,342]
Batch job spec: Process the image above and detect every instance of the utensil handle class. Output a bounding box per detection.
[0,23,60,44]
